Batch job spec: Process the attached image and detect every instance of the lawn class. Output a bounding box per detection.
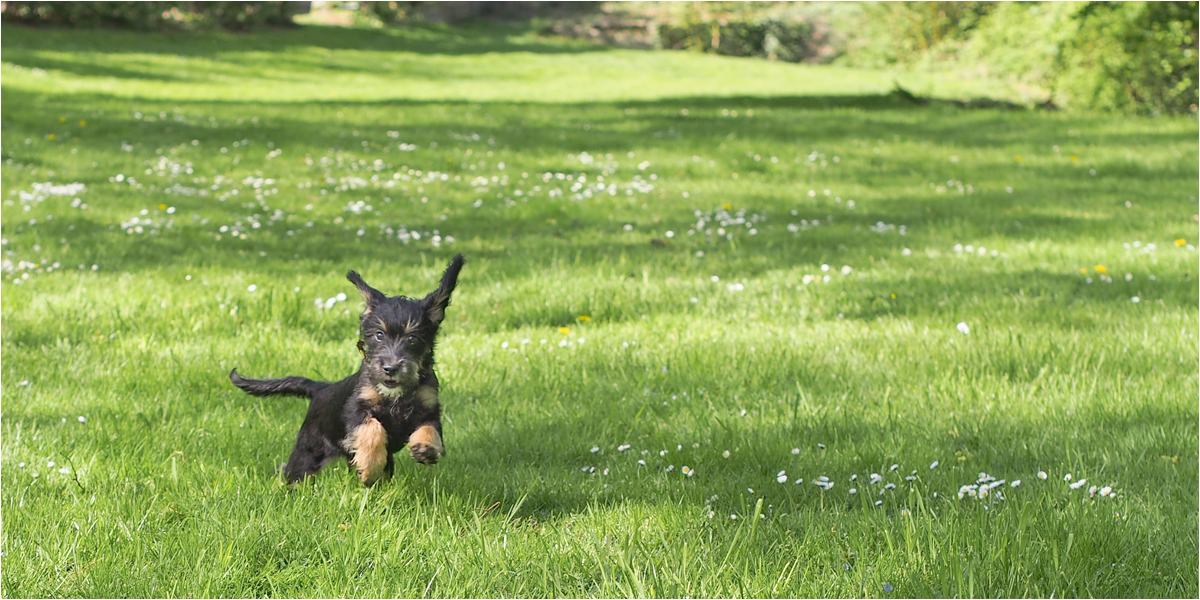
[2,22,1197,598]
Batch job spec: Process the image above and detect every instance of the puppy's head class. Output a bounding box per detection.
[347,255,464,396]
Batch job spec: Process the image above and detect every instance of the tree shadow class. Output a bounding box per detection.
[0,20,609,58]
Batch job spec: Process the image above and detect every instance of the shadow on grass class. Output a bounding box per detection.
[0,21,607,58]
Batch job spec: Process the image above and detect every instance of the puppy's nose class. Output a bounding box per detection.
[381,362,402,376]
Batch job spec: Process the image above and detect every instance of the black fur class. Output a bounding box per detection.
[230,255,465,485]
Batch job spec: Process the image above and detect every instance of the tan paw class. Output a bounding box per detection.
[408,424,444,465]
[409,442,441,464]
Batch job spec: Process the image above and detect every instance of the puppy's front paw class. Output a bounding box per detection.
[408,423,444,465]
[409,443,441,465]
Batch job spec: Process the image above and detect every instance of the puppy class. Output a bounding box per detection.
[230,255,464,486]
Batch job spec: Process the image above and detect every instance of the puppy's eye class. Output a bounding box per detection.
[406,334,416,343]
[374,331,384,341]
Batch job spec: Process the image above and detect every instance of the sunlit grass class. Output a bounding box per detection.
[2,22,1197,598]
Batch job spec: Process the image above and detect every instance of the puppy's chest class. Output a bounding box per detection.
[355,385,439,431]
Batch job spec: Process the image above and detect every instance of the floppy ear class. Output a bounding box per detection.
[347,271,386,310]
[422,254,464,324]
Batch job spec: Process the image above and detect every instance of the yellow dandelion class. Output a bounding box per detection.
[1080,268,1088,274]
[1070,155,1078,162]
[577,315,591,322]
[1094,265,1106,274]
[723,204,731,210]
[159,204,167,210]
[80,120,86,126]
[890,293,896,299]
[1176,239,1187,246]
[1014,156,1022,162]
[559,327,570,334]
[59,116,67,122]
[48,134,55,140]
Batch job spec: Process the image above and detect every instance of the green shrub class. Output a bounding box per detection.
[841,1,1198,114]
[1056,1,1198,114]
[658,17,822,62]
[1,1,300,31]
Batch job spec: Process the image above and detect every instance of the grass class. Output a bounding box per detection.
[2,22,1197,598]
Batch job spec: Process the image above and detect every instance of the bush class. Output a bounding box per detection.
[1,1,301,31]
[659,17,823,62]
[841,1,1198,114]
[1056,1,1198,114]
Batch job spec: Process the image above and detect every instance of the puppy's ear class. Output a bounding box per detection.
[347,271,386,310]
[421,254,464,324]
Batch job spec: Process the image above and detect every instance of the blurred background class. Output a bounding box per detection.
[3,0,1197,115]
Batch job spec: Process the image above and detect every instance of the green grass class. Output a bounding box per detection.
[2,22,1197,598]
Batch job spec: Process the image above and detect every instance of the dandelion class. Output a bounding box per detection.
[577,315,591,322]
[1176,239,1187,246]
[1094,265,1107,274]
[956,322,970,335]
[559,327,570,334]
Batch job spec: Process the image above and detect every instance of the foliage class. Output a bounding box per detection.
[840,1,997,67]
[658,16,821,63]
[840,1,1199,114]
[2,23,1198,598]
[0,1,300,31]
[1056,1,1199,114]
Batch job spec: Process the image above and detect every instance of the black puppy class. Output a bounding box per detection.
[230,255,464,486]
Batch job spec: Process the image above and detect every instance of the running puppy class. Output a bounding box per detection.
[230,255,464,486]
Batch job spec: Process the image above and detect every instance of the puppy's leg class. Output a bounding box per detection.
[283,428,339,484]
[346,417,390,486]
[408,422,444,465]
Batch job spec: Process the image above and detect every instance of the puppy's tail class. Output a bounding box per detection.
[229,369,325,399]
